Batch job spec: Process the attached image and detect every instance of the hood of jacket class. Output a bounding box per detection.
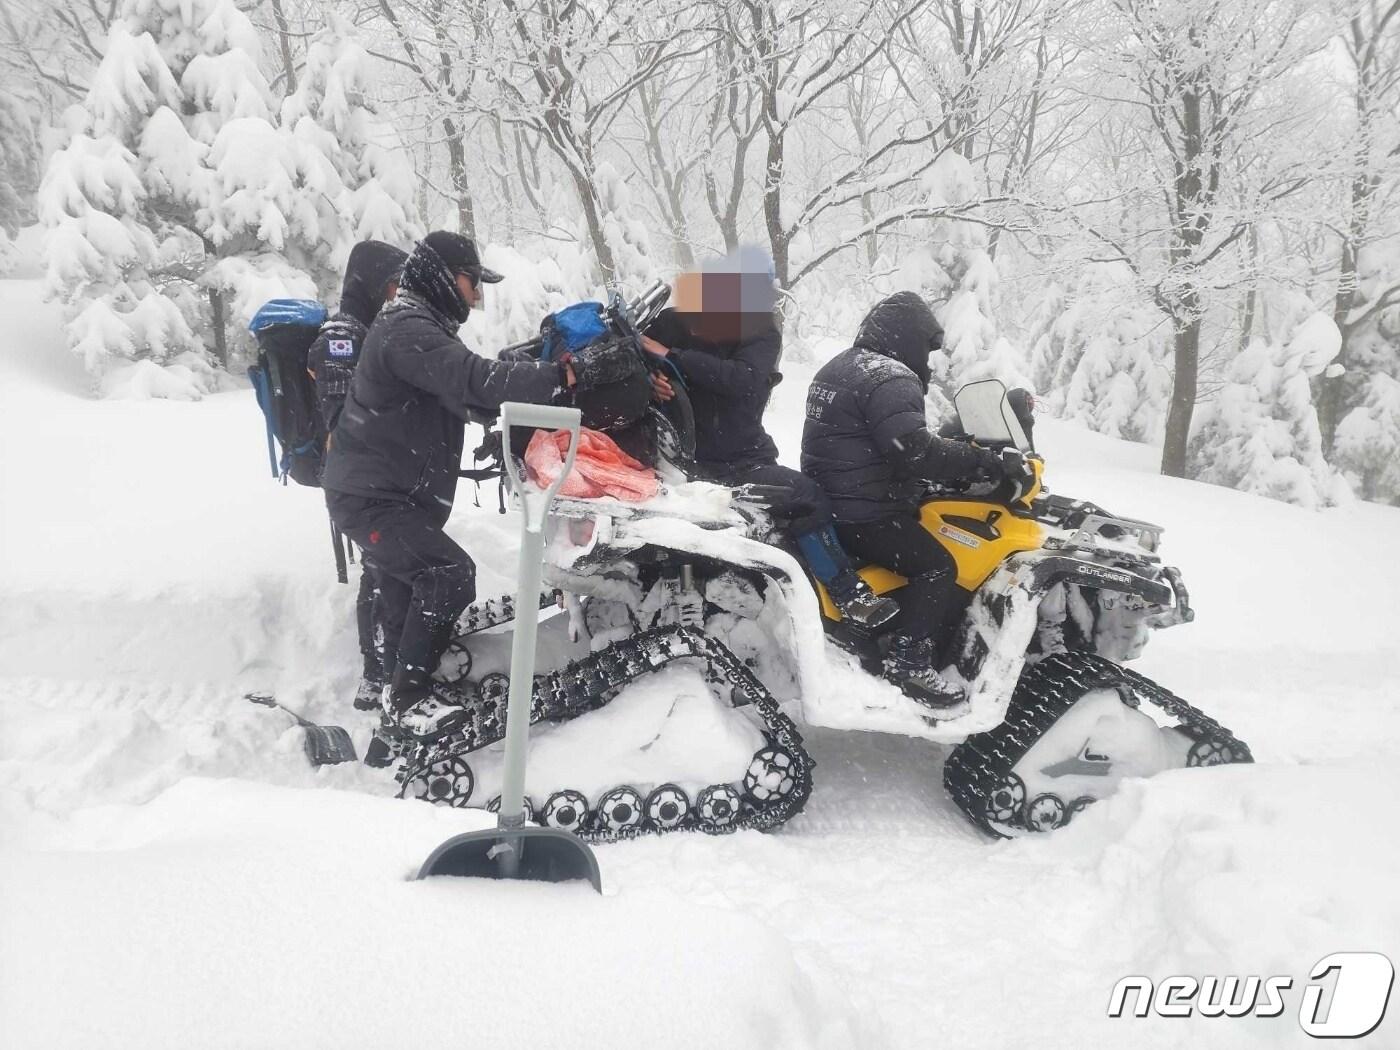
[338,240,407,329]
[853,292,943,392]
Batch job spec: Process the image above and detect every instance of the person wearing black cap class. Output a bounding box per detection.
[322,231,581,741]
[308,239,409,714]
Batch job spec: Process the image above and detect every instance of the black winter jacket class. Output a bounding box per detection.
[321,292,567,522]
[646,308,781,475]
[801,292,1001,522]
[308,240,408,433]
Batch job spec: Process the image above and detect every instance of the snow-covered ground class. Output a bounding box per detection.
[2,276,1397,1049]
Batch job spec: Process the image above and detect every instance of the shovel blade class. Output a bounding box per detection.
[302,725,358,766]
[416,827,602,892]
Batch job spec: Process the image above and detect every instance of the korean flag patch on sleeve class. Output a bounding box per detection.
[328,339,354,358]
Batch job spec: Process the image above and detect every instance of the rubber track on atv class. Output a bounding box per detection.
[455,590,558,639]
[942,651,1252,837]
[396,623,815,843]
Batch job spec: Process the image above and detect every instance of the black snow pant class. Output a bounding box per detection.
[835,514,964,652]
[326,492,476,699]
[354,554,382,680]
[703,459,833,536]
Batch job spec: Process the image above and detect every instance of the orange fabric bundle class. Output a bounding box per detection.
[524,426,660,502]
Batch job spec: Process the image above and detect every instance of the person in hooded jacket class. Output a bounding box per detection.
[322,231,621,741]
[801,292,1035,707]
[642,261,898,628]
[306,239,408,714]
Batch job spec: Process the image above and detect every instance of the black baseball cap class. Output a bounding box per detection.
[420,230,503,284]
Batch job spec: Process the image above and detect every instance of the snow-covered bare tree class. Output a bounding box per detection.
[454,0,701,285]
[1315,0,1400,457]
[1074,0,1326,479]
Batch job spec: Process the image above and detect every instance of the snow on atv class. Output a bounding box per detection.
[383,286,1252,840]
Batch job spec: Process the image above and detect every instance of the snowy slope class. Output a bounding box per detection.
[2,276,1398,1049]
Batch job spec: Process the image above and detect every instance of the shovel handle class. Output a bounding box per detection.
[494,403,581,846]
[499,403,582,534]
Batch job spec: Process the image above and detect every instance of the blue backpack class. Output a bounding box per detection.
[248,298,328,487]
[540,301,608,361]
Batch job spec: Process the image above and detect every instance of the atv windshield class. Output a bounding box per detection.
[953,379,1030,450]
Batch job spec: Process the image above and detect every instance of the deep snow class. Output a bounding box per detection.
[2,277,1398,1049]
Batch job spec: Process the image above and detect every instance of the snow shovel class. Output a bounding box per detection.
[416,403,602,892]
[245,692,358,765]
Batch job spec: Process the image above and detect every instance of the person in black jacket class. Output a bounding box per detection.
[802,292,1033,707]
[643,262,897,628]
[307,239,408,714]
[323,231,581,741]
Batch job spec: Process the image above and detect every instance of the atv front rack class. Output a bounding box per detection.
[1035,495,1164,556]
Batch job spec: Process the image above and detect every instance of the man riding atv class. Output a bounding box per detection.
[801,291,1035,707]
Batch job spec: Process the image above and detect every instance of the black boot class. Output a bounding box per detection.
[352,652,386,712]
[881,635,966,710]
[352,674,386,711]
[827,570,900,628]
[797,525,899,627]
[384,663,469,742]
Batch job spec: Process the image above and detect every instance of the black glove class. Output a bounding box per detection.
[566,341,642,391]
[998,447,1037,502]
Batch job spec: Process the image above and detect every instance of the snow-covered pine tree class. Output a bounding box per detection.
[589,161,654,293]
[41,0,278,396]
[1025,264,1169,443]
[0,88,41,273]
[1332,372,1400,504]
[39,0,421,398]
[1026,280,1068,396]
[1062,266,1167,442]
[277,16,423,279]
[1187,313,1351,508]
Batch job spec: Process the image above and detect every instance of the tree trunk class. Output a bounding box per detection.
[1161,312,1199,477]
[1238,227,1259,351]
[640,82,695,269]
[570,167,618,285]
[443,116,474,237]
[488,114,516,241]
[1161,56,1208,479]
[1321,237,1358,453]
[208,286,228,369]
[763,128,787,288]
[269,0,297,93]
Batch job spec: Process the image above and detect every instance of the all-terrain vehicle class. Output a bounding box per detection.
[385,288,1252,840]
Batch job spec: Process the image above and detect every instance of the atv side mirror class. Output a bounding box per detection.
[953,379,1031,450]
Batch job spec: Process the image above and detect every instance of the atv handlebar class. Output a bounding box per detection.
[495,280,672,363]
